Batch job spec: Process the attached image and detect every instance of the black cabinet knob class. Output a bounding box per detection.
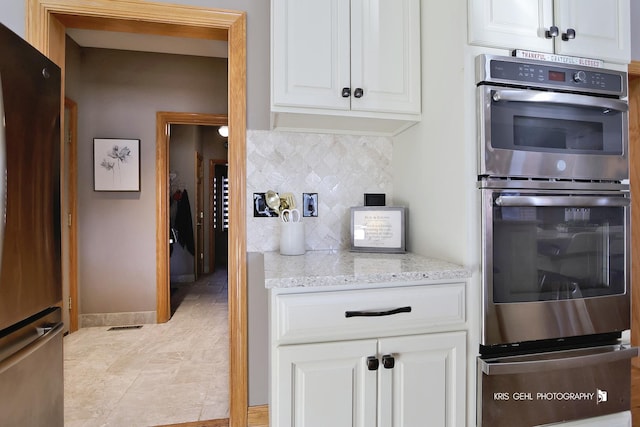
[562,28,576,41]
[367,356,379,371]
[545,26,559,39]
[354,87,364,98]
[382,354,395,369]
[342,87,351,98]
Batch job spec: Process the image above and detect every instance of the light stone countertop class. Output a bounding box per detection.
[264,250,471,289]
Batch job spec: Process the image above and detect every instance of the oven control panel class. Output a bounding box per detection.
[476,55,627,97]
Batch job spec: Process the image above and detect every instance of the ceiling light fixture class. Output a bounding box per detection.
[218,125,229,138]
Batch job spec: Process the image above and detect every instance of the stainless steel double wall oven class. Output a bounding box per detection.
[476,54,638,427]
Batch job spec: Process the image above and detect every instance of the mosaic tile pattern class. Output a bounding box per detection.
[247,130,393,252]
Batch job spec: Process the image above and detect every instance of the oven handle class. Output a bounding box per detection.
[480,345,639,376]
[492,89,629,112]
[495,195,630,208]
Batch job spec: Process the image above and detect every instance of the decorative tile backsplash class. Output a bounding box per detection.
[246,130,393,252]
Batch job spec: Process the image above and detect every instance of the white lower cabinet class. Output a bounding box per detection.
[275,339,378,427]
[377,332,466,427]
[273,329,466,427]
[270,282,467,427]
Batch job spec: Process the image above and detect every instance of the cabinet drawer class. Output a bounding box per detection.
[273,283,465,344]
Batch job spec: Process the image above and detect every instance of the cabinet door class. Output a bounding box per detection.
[350,0,421,114]
[274,339,378,427]
[468,0,554,52]
[271,0,351,110]
[554,0,630,64]
[377,331,466,427]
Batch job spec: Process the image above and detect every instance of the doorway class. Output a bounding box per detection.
[210,160,230,272]
[26,2,248,426]
[168,122,229,292]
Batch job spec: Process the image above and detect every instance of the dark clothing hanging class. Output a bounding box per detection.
[174,189,195,256]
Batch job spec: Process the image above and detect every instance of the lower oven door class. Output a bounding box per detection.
[481,187,630,347]
[477,344,638,427]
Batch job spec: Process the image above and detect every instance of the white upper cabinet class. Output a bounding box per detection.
[272,0,351,111]
[553,0,630,63]
[349,0,421,114]
[468,0,631,64]
[468,0,554,53]
[271,0,421,135]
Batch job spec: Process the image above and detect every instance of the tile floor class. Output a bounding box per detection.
[63,270,229,427]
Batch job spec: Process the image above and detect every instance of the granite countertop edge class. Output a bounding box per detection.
[263,250,472,289]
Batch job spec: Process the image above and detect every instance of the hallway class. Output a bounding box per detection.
[63,270,229,427]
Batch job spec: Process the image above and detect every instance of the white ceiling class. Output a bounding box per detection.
[66,28,228,58]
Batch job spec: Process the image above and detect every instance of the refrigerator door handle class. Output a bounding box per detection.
[0,322,63,375]
[480,345,639,376]
[0,73,6,274]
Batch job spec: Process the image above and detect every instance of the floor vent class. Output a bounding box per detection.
[107,325,143,331]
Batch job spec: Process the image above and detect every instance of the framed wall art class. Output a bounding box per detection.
[350,206,406,253]
[93,138,141,192]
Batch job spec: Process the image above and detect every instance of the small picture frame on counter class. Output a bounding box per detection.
[350,206,406,253]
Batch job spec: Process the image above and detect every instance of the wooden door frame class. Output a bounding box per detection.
[26,2,248,426]
[64,97,78,332]
[196,151,204,279]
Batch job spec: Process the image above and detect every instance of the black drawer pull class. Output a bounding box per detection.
[345,306,412,318]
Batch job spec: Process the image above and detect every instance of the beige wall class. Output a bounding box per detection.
[153,0,270,130]
[0,0,270,130]
[0,3,24,37]
[69,47,227,316]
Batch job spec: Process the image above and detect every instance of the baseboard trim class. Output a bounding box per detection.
[79,311,156,327]
[248,405,269,427]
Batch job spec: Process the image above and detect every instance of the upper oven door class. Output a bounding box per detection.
[478,84,629,181]
[481,187,630,347]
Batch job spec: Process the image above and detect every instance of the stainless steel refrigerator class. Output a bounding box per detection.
[0,23,63,426]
